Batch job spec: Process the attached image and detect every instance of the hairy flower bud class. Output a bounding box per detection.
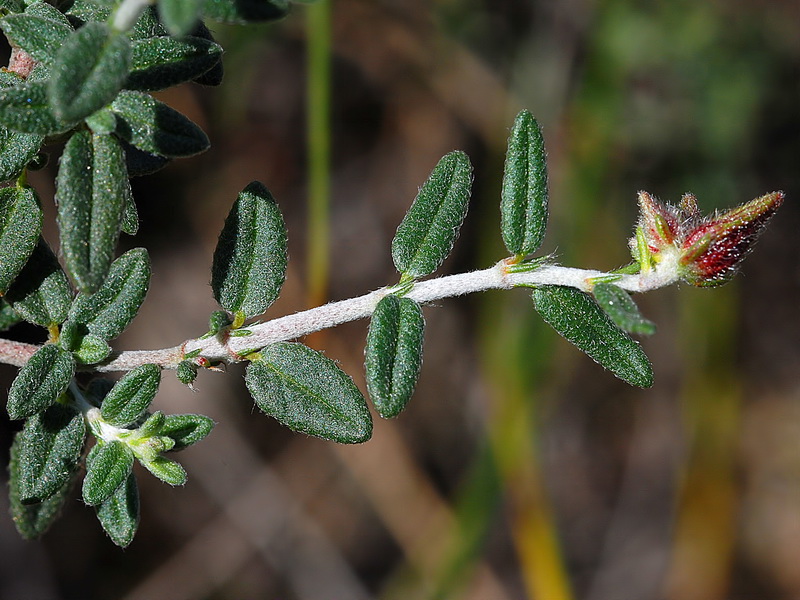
[679,191,784,286]
[630,191,784,287]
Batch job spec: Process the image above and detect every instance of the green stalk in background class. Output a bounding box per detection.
[305,0,332,309]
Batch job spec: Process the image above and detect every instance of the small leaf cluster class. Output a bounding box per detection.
[9,362,212,547]
[0,0,307,546]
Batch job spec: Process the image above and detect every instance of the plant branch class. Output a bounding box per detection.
[0,260,677,373]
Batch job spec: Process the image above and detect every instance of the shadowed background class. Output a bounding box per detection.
[1,0,799,598]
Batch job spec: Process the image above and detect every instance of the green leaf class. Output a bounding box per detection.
[25,1,72,28]
[0,0,25,13]
[212,181,287,318]
[66,1,166,40]
[110,90,209,157]
[9,437,76,539]
[0,71,43,180]
[121,139,171,177]
[49,22,132,122]
[4,238,73,327]
[202,0,289,24]
[65,247,151,341]
[137,409,165,436]
[56,131,130,293]
[0,126,43,182]
[391,150,473,278]
[500,109,549,256]
[592,282,656,336]
[15,403,86,503]
[100,364,161,426]
[0,12,73,64]
[121,193,139,235]
[365,295,424,418]
[0,185,42,293]
[82,440,134,505]
[96,472,139,547]
[72,332,112,364]
[127,35,223,91]
[130,6,169,40]
[158,0,204,37]
[140,456,187,485]
[0,70,23,87]
[85,107,117,134]
[7,344,75,420]
[0,300,22,331]
[175,360,198,384]
[531,285,654,388]
[191,22,223,86]
[159,413,214,450]
[64,0,110,27]
[245,342,373,443]
[0,81,78,135]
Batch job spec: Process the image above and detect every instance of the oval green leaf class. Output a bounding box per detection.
[0,300,21,331]
[4,238,73,327]
[211,181,287,318]
[72,333,112,365]
[0,185,42,294]
[245,342,373,444]
[127,35,223,91]
[0,64,44,180]
[15,403,86,503]
[0,81,79,135]
[592,282,656,336]
[191,22,223,86]
[7,344,76,420]
[65,247,151,341]
[56,131,130,293]
[531,285,654,388]
[159,413,214,450]
[0,126,43,182]
[96,472,139,547]
[391,150,473,278]
[110,90,209,157]
[48,22,132,122]
[365,295,424,418]
[25,1,72,29]
[82,440,134,506]
[121,139,171,177]
[101,364,161,427]
[500,109,549,257]
[140,456,187,486]
[9,436,77,539]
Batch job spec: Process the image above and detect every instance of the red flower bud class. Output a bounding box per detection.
[679,191,784,286]
[630,191,784,287]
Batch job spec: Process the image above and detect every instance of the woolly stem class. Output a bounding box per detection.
[0,260,677,373]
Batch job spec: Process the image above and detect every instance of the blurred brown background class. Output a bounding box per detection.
[2,0,799,598]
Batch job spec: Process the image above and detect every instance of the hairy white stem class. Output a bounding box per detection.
[0,260,677,373]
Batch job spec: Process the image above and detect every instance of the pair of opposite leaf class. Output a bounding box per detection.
[209,151,474,443]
